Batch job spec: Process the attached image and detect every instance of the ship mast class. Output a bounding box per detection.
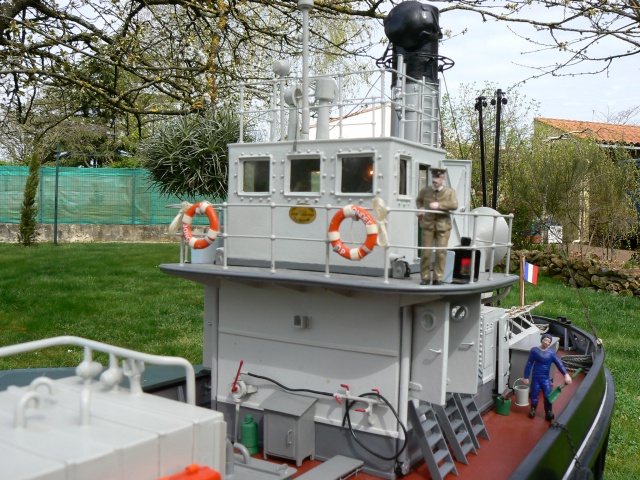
[299,0,313,140]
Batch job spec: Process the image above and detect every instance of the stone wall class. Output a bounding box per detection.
[507,249,640,298]
[0,223,180,244]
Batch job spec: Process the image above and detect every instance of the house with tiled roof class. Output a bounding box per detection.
[532,118,640,246]
[535,118,640,160]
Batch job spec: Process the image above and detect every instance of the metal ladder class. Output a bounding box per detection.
[453,393,490,449]
[407,399,458,480]
[418,85,439,148]
[432,393,478,464]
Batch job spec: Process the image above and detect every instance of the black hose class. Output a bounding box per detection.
[247,372,409,463]
[246,372,333,397]
[342,391,409,463]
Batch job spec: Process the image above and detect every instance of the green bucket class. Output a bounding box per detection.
[495,396,512,416]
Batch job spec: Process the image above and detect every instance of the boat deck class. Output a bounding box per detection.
[256,358,584,480]
[159,262,518,296]
[0,347,590,480]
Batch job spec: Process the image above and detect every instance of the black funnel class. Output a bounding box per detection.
[384,1,442,83]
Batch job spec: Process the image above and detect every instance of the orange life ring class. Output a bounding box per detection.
[182,201,219,249]
[328,205,378,260]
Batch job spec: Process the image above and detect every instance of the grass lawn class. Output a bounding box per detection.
[1,243,638,478]
[0,242,204,369]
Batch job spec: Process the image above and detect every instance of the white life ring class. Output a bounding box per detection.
[328,205,378,260]
[181,201,219,249]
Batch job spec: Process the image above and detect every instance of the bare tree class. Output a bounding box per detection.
[2,1,636,162]
[3,1,636,119]
[436,0,639,79]
[0,1,380,161]
[594,105,640,125]
[0,1,377,118]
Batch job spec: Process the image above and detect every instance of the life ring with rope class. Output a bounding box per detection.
[181,201,219,249]
[328,205,378,260]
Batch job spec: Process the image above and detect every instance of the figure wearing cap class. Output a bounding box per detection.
[415,167,458,285]
[523,333,572,421]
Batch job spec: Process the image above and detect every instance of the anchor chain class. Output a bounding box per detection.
[550,422,595,479]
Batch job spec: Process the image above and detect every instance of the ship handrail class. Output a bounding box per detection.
[173,202,513,283]
[0,336,197,405]
[236,64,440,145]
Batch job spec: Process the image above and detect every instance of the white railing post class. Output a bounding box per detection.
[488,214,497,280]
[470,211,479,283]
[280,78,287,141]
[270,202,276,273]
[380,70,387,137]
[400,61,407,140]
[325,204,332,277]
[337,75,344,139]
[238,85,245,143]
[270,80,278,141]
[222,202,229,269]
[505,214,514,274]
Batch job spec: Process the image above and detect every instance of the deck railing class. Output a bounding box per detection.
[0,336,197,407]
[236,59,440,147]
[174,203,513,284]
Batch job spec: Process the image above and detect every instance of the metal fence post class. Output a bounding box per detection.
[38,165,44,224]
[131,168,137,225]
[54,143,60,246]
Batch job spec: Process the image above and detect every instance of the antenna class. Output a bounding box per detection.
[298,0,313,140]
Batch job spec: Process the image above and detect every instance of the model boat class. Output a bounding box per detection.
[0,2,613,479]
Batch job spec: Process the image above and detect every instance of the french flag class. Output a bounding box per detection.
[524,262,539,285]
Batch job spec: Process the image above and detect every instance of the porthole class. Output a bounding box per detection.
[420,311,436,331]
[451,305,469,321]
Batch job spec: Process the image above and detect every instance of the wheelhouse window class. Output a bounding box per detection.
[340,154,374,194]
[418,164,429,191]
[399,157,409,196]
[241,158,270,193]
[289,157,321,193]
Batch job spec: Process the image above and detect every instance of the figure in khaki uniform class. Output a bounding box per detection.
[415,167,458,285]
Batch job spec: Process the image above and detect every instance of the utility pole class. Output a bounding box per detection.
[475,96,488,207]
[491,89,507,210]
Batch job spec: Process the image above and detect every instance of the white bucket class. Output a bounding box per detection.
[190,245,216,264]
[514,378,530,406]
[190,236,223,264]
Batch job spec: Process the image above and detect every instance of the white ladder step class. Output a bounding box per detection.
[408,400,458,480]
[454,393,490,449]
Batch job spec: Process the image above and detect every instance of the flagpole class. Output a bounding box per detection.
[519,254,525,306]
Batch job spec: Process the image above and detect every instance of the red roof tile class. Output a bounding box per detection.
[535,117,640,146]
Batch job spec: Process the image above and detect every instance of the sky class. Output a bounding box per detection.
[437,8,639,124]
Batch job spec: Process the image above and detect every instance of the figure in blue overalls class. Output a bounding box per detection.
[523,333,572,421]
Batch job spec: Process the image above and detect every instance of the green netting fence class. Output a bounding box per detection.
[0,166,213,226]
